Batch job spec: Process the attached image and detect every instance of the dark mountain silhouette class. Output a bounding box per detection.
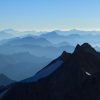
[1,43,100,100]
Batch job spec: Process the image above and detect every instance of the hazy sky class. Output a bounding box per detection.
[0,0,100,31]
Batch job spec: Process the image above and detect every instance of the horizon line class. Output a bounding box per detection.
[1,28,100,32]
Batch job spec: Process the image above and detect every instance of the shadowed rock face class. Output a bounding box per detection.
[1,43,100,100]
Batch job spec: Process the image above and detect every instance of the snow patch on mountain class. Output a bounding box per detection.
[85,72,91,76]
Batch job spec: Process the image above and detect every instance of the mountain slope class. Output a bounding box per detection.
[1,43,100,100]
[0,74,15,87]
[0,52,51,80]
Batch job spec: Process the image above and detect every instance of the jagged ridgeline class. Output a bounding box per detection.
[0,43,100,100]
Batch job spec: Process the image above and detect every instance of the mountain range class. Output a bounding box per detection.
[1,29,100,46]
[1,43,100,100]
[0,33,74,81]
[0,29,100,81]
[0,36,74,58]
[0,52,51,80]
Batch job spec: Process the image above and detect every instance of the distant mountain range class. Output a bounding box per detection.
[0,52,51,81]
[1,43,100,100]
[0,29,100,81]
[2,36,52,46]
[1,28,100,46]
[0,36,74,58]
[0,33,74,81]
[0,31,13,40]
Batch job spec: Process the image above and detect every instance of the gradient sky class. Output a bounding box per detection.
[0,0,100,31]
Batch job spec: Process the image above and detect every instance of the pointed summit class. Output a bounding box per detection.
[60,51,71,61]
[81,43,96,53]
[74,43,96,54]
[73,44,81,53]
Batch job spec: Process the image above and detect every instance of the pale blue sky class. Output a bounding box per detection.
[0,0,100,31]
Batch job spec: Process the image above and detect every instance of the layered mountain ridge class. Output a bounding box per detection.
[1,43,100,100]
